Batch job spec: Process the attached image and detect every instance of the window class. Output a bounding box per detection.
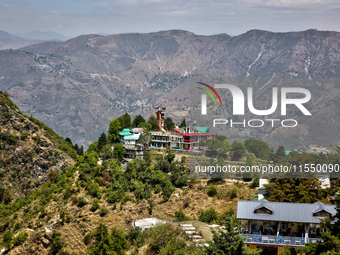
[254,207,272,214]
[314,210,331,217]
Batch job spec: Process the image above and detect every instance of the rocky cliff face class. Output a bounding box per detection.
[0,29,339,148]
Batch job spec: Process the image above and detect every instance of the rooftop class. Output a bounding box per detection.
[237,199,336,224]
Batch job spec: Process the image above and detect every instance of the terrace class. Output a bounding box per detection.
[237,199,335,251]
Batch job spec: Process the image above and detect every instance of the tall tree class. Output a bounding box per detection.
[138,129,152,148]
[205,216,260,255]
[164,117,175,131]
[147,115,158,130]
[179,119,186,128]
[118,113,132,129]
[113,143,126,161]
[244,138,271,160]
[98,132,107,151]
[274,145,286,163]
[231,141,246,160]
[108,119,121,143]
[132,115,146,127]
[65,137,73,146]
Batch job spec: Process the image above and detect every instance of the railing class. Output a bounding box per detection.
[242,234,322,246]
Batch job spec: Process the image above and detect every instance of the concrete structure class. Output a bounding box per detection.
[155,106,166,132]
[257,178,269,200]
[150,131,183,149]
[132,218,167,231]
[237,199,336,254]
[172,126,214,150]
[119,128,145,159]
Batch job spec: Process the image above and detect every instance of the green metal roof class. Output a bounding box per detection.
[195,127,208,133]
[124,137,139,140]
[119,128,132,136]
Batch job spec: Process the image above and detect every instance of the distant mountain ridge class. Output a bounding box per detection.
[14,30,69,41]
[0,29,69,50]
[0,29,339,149]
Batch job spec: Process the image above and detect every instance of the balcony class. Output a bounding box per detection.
[242,234,321,247]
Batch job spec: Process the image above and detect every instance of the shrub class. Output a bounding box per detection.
[100,207,109,216]
[249,178,259,189]
[154,184,161,194]
[14,222,21,231]
[3,231,13,248]
[135,184,151,200]
[127,227,145,248]
[230,188,237,199]
[207,185,218,197]
[77,196,88,207]
[146,223,180,252]
[13,231,28,246]
[199,207,218,224]
[91,198,100,212]
[174,210,190,222]
[21,132,28,141]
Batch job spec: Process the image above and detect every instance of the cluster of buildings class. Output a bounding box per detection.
[119,107,215,158]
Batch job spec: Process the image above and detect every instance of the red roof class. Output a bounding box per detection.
[173,128,214,137]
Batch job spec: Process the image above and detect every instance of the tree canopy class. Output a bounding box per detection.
[264,178,324,203]
[132,115,146,127]
[164,117,175,131]
[118,113,132,129]
[108,119,121,143]
[147,115,158,130]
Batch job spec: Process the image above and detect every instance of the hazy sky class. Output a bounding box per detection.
[1,0,340,37]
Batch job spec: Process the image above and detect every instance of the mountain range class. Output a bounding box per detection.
[0,29,339,149]
[0,29,68,50]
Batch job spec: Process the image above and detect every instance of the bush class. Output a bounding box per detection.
[249,178,259,189]
[100,207,109,216]
[207,185,218,197]
[13,231,28,246]
[230,188,237,199]
[21,132,29,141]
[127,227,145,248]
[77,196,88,207]
[3,231,13,248]
[199,207,218,224]
[146,223,180,252]
[91,198,100,212]
[174,210,190,222]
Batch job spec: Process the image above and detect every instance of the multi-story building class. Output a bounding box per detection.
[150,131,183,149]
[171,126,215,150]
[119,127,145,158]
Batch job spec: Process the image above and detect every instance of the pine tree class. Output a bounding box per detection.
[118,113,132,129]
[147,115,158,130]
[98,132,107,151]
[79,145,84,156]
[65,137,73,146]
[132,115,145,127]
[179,119,186,128]
[205,216,261,255]
[164,117,175,130]
[108,119,122,143]
[274,145,286,163]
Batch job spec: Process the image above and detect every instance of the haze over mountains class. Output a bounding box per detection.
[0,29,339,149]
[0,29,68,50]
